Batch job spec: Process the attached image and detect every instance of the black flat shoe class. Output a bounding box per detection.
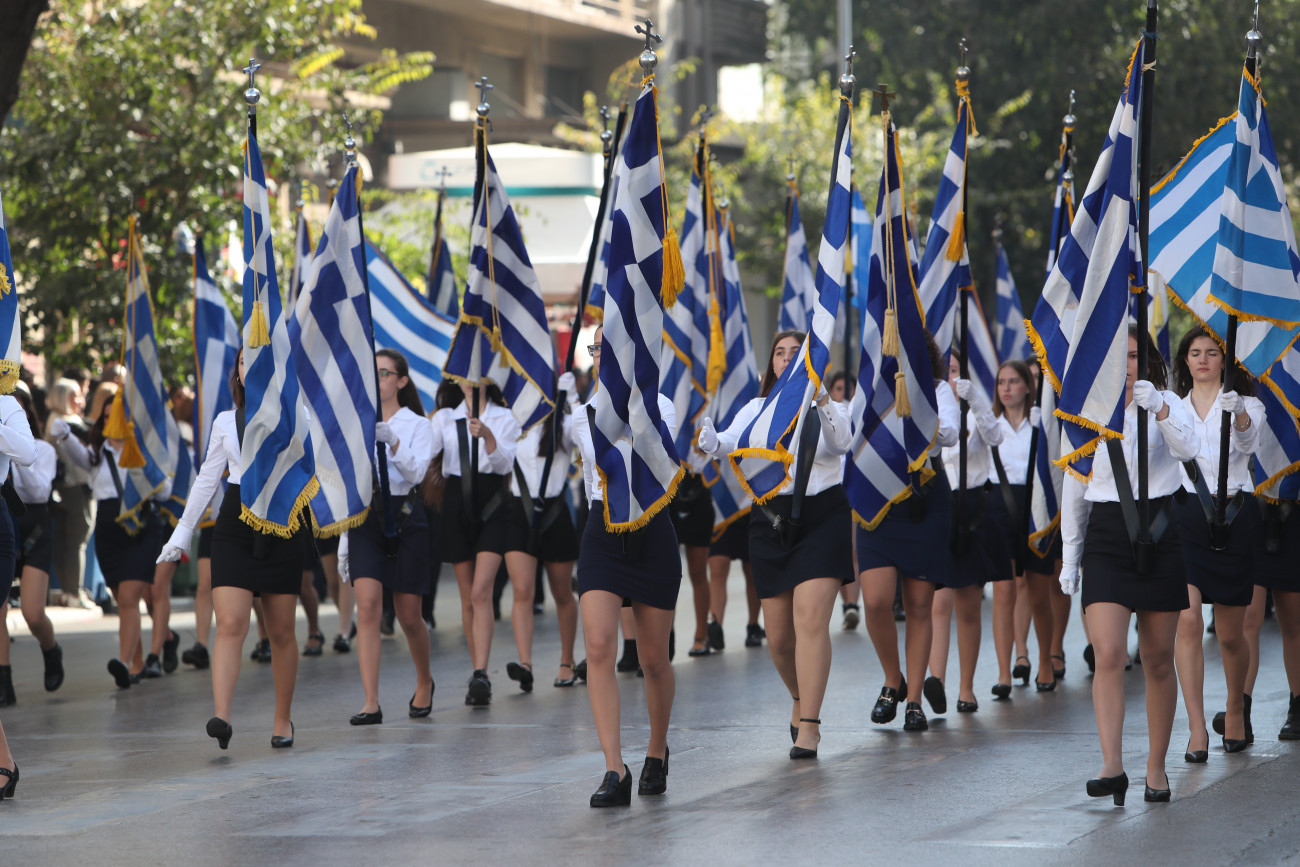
[554,662,578,688]
[590,765,632,807]
[574,659,588,682]
[1051,654,1066,680]
[639,747,670,794]
[350,708,383,726]
[0,764,17,800]
[871,685,902,724]
[923,676,947,714]
[707,619,725,650]
[991,683,1011,700]
[903,702,928,732]
[1012,655,1031,685]
[142,654,163,679]
[271,722,295,749]
[409,683,434,718]
[1083,643,1096,674]
[507,661,535,693]
[616,641,639,672]
[302,633,325,657]
[43,643,65,692]
[1144,772,1170,803]
[332,633,351,653]
[107,658,132,689]
[207,716,233,750]
[466,670,491,706]
[1086,772,1128,806]
[182,642,210,669]
[1279,694,1300,741]
[744,624,764,647]
[1035,679,1057,693]
[250,638,272,663]
[790,718,820,759]
[956,699,978,713]
[162,630,180,673]
[688,642,712,657]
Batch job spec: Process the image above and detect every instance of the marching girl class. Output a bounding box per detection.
[566,326,680,804]
[707,512,763,649]
[340,349,435,724]
[0,385,63,700]
[829,370,863,632]
[157,348,311,749]
[699,329,854,758]
[0,387,35,801]
[500,371,581,691]
[428,375,520,707]
[1169,327,1265,757]
[1061,326,1197,805]
[52,386,171,688]
[859,333,959,733]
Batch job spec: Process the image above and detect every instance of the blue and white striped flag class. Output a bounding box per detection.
[367,243,456,413]
[444,131,556,432]
[917,84,976,362]
[1045,124,1076,279]
[660,152,709,465]
[1028,41,1144,481]
[288,166,378,535]
[592,82,684,530]
[779,177,817,332]
[585,130,627,324]
[846,115,941,529]
[287,205,312,314]
[1254,346,1300,501]
[966,291,1000,410]
[239,123,317,536]
[850,183,873,319]
[119,218,182,533]
[729,97,851,504]
[994,243,1031,364]
[427,188,459,318]
[190,237,239,526]
[0,185,18,393]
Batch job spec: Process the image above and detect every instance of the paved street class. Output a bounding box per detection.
[1,569,1298,866]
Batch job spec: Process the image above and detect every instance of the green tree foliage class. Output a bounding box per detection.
[0,0,431,382]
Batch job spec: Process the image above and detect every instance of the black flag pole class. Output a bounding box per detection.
[428,165,451,298]
[468,77,494,493]
[955,39,972,555]
[1135,0,1158,558]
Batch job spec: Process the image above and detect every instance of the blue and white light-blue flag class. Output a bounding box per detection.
[287,204,312,315]
[239,122,318,535]
[729,95,850,504]
[444,127,556,431]
[288,166,378,536]
[966,291,1000,410]
[0,185,18,393]
[190,237,239,526]
[1045,121,1076,279]
[846,114,940,529]
[591,81,684,530]
[1254,346,1300,501]
[1027,41,1144,480]
[585,127,627,324]
[917,80,976,361]
[367,243,455,413]
[850,183,873,320]
[779,176,817,333]
[994,243,1031,363]
[427,187,460,318]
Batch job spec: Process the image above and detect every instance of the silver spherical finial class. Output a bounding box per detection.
[242,59,262,112]
[1063,167,1075,184]
[636,19,662,74]
[1063,112,1077,126]
[839,47,857,98]
[600,129,613,145]
[344,134,356,152]
[786,171,796,182]
[474,77,492,119]
[719,197,730,211]
[244,87,261,107]
[956,38,971,84]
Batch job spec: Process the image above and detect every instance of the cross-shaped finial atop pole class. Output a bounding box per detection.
[636,18,662,51]
[872,83,896,114]
[698,106,717,132]
[786,156,796,182]
[959,38,969,68]
[243,58,262,114]
[636,18,663,75]
[435,166,452,191]
[342,111,357,167]
[844,48,857,77]
[475,77,492,119]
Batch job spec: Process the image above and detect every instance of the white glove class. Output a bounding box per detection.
[954,378,974,401]
[49,417,70,441]
[558,371,578,404]
[1219,389,1245,415]
[1030,406,1042,428]
[1059,561,1081,596]
[1133,380,1164,414]
[157,544,185,564]
[338,533,351,584]
[375,421,396,445]
[697,417,719,455]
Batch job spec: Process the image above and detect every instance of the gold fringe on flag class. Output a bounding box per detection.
[945,211,965,262]
[661,225,684,307]
[248,300,270,347]
[117,420,146,468]
[882,308,901,358]
[894,370,911,417]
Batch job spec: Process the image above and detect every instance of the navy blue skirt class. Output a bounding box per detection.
[709,512,750,561]
[1175,493,1258,606]
[94,498,163,588]
[749,486,853,598]
[948,487,1012,588]
[1256,500,1300,593]
[857,466,951,584]
[0,503,14,603]
[1081,498,1188,612]
[211,484,312,595]
[350,498,431,596]
[577,506,681,610]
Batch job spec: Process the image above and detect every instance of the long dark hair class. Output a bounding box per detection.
[12,387,42,440]
[1128,324,1169,391]
[228,347,245,409]
[992,360,1035,418]
[377,348,426,416]
[924,330,946,380]
[88,395,113,465]
[760,329,806,398]
[1170,324,1254,398]
[435,378,462,411]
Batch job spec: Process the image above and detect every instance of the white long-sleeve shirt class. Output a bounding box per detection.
[13,440,57,504]
[429,402,519,477]
[707,396,852,498]
[992,413,1033,486]
[1179,392,1265,496]
[943,407,1003,489]
[567,393,677,504]
[0,395,36,481]
[511,417,575,500]
[378,407,434,497]
[930,382,962,455]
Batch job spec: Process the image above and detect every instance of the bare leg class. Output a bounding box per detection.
[114,581,147,673]
[0,719,12,778]
[299,572,322,649]
[0,603,10,664]
[149,561,175,655]
[1212,603,1249,742]
[1025,571,1056,685]
[992,579,1015,686]
[708,555,730,625]
[1136,609,1180,788]
[452,560,475,651]
[1013,573,1031,665]
[581,589,625,773]
[789,578,840,750]
[394,590,433,707]
[1045,560,1072,657]
[545,561,578,680]
[252,598,268,642]
[505,551,536,667]
[1174,585,1207,753]
[633,602,676,759]
[259,592,299,738]
[195,557,213,647]
[953,585,983,703]
[1273,591,1300,696]
[469,552,505,670]
[1086,602,1132,777]
[928,587,954,684]
[901,577,935,697]
[210,586,253,722]
[18,568,55,650]
[1242,585,1266,695]
[743,563,760,625]
[862,566,903,687]
[684,545,709,649]
[352,578,384,713]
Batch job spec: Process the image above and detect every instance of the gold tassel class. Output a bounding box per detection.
[660,225,684,308]
[248,300,270,347]
[489,325,504,354]
[117,421,146,468]
[706,295,725,395]
[894,371,911,418]
[945,211,965,262]
[103,389,130,439]
[882,307,901,358]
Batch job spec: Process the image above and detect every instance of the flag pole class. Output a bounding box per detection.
[842,49,857,379]
[428,164,451,300]
[1213,9,1260,548]
[1136,0,1158,557]
[955,40,972,555]
[469,78,494,493]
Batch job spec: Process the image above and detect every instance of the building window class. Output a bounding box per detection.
[477,53,524,118]
[545,66,584,119]
[388,68,463,120]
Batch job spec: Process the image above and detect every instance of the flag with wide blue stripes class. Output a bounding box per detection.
[427,189,459,318]
[591,82,683,530]
[287,206,312,315]
[585,133,626,324]
[660,151,709,466]
[917,86,976,362]
[366,242,455,412]
[779,177,816,332]
[0,185,18,393]
[1253,346,1300,501]
[288,166,378,536]
[846,115,940,529]
[730,97,851,504]
[966,291,1000,410]
[994,244,1031,364]
[120,218,182,533]
[1045,125,1076,279]
[239,124,318,536]
[444,130,556,432]
[1028,41,1144,480]
[190,237,239,526]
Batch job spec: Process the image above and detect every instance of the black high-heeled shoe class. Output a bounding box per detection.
[207,716,233,750]
[507,661,534,693]
[1012,656,1031,685]
[1086,772,1128,806]
[790,719,820,759]
[903,702,928,732]
[350,708,383,726]
[1051,654,1066,680]
[0,764,17,800]
[573,659,588,682]
[409,683,434,718]
[790,696,800,742]
[1223,736,1249,753]
[271,722,294,749]
[1184,732,1208,764]
[923,676,947,714]
[871,686,902,724]
[1144,772,1170,803]
[590,764,632,807]
[554,662,578,688]
[1035,678,1057,693]
[1083,643,1096,674]
[639,746,670,794]
[991,682,1011,700]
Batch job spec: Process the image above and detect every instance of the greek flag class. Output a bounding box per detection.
[444,131,556,432]
[779,176,816,332]
[287,206,312,314]
[190,237,239,525]
[1045,126,1076,279]
[427,188,459,317]
[660,153,709,465]
[917,85,976,361]
[1028,42,1144,481]
[0,186,18,393]
[591,82,683,530]
[120,219,181,533]
[850,183,873,317]
[994,244,1031,363]
[966,292,1000,410]
[1140,271,1172,364]
[367,242,455,412]
[239,124,318,536]
[288,166,378,535]
[730,97,851,504]
[845,115,940,529]
[586,131,626,323]
[1254,346,1300,501]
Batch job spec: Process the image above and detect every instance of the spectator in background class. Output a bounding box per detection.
[101,362,125,386]
[46,378,97,609]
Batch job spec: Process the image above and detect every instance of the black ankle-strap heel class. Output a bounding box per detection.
[790,718,820,760]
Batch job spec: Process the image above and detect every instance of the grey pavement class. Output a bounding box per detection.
[1,569,1299,866]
